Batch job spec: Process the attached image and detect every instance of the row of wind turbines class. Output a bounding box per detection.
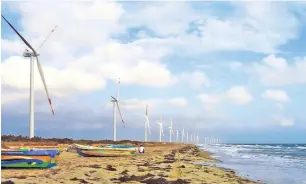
[111,79,205,144]
[2,15,221,144]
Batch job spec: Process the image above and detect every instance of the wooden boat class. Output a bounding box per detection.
[106,144,136,149]
[74,144,137,157]
[1,149,60,168]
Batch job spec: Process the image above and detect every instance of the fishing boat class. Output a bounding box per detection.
[106,144,136,149]
[74,144,137,157]
[1,149,60,168]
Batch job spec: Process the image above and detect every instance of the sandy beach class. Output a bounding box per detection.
[1,142,261,184]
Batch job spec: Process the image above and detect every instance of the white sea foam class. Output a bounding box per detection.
[199,144,306,184]
[297,146,306,150]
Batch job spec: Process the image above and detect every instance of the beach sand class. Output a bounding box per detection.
[1,142,261,184]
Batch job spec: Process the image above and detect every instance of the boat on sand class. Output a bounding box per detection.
[1,149,59,168]
[74,143,137,157]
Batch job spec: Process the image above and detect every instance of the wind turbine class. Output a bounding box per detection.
[181,128,185,142]
[168,118,174,143]
[157,117,164,142]
[187,131,189,143]
[144,104,151,142]
[2,15,56,138]
[196,132,199,144]
[190,132,193,143]
[176,127,179,142]
[110,78,125,141]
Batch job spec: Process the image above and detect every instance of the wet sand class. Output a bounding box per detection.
[1,143,261,184]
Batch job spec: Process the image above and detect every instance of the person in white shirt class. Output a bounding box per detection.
[138,145,145,154]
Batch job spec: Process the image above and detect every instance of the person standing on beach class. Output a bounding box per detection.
[139,145,145,154]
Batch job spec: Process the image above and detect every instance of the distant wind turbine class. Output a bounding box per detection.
[176,127,179,142]
[196,132,199,144]
[168,118,174,143]
[181,128,185,143]
[1,15,57,138]
[157,117,164,142]
[187,131,189,143]
[144,104,151,142]
[110,78,125,141]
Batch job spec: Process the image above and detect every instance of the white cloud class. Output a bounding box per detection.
[1,91,28,105]
[198,86,253,110]
[119,98,162,111]
[179,70,210,89]
[262,89,290,102]
[2,1,181,105]
[254,55,306,86]
[167,98,188,107]
[2,1,304,134]
[273,116,295,127]
[198,93,221,105]
[197,93,222,111]
[70,122,104,130]
[276,103,285,111]
[1,56,106,98]
[123,2,200,36]
[229,62,243,70]
[196,2,299,53]
[226,86,253,105]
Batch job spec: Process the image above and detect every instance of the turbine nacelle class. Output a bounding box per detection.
[23,49,40,57]
[111,96,118,102]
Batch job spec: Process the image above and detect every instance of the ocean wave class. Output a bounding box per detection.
[200,144,306,184]
[297,146,306,150]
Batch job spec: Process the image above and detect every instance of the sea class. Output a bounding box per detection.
[198,144,306,184]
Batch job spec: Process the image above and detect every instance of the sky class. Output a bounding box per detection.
[1,1,306,144]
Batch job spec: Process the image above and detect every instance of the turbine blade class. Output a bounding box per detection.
[38,25,58,51]
[147,118,151,134]
[116,78,120,100]
[111,96,117,101]
[36,56,55,115]
[161,126,164,136]
[1,15,36,54]
[116,101,125,127]
[147,123,151,134]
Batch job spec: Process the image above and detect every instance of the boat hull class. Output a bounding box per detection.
[74,144,137,157]
[1,150,59,168]
[76,148,136,157]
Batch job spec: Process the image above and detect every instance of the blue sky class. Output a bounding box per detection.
[1,1,306,144]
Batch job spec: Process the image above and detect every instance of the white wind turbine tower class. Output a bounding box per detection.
[110,78,125,141]
[186,131,189,143]
[181,128,185,143]
[168,118,175,143]
[194,133,196,143]
[2,15,57,138]
[176,127,179,142]
[144,104,151,142]
[157,117,164,142]
[190,132,193,143]
[196,132,199,144]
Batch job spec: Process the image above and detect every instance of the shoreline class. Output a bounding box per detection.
[2,142,261,183]
[195,146,263,184]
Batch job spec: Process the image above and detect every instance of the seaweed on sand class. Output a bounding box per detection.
[1,180,15,184]
[111,173,190,184]
[87,164,101,169]
[106,164,116,171]
[70,177,90,184]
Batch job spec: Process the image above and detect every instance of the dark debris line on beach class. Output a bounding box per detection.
[111,173,190,184]
[1,180,15,184]
[110,146,194,184]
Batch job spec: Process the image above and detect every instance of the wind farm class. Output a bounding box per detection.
[3,1,301,184]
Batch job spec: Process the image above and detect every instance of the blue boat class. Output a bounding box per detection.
[1,149,60,168]
[106,144,136,149]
